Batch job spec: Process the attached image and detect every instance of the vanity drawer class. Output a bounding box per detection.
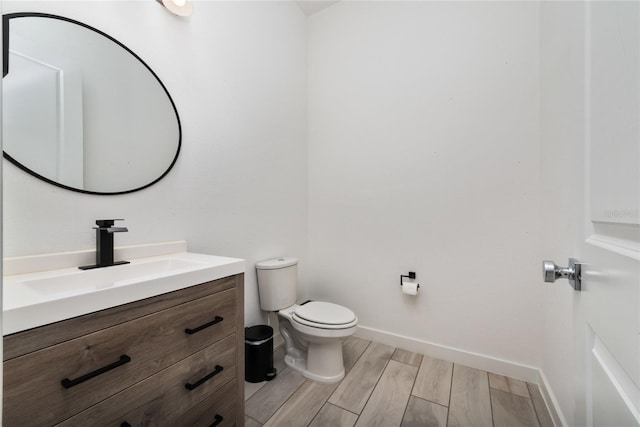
[4,275,237,361]
[57,335,237,426]
[175,378,238,427]
[4,288,236,426]
[173,376,237,427]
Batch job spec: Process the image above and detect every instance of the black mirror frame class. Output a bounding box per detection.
[2,12,182,195]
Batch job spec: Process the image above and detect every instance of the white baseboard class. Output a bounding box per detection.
[537,370,568,427]
[354,325,540,382]
[266,322,564,425]
[354,325,565,425]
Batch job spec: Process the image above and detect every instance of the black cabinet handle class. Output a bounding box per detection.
[210,414,224,427]
[185,316,223,335]
[61,355,131,389]
[121,423,131,427]
[185,365,224,390]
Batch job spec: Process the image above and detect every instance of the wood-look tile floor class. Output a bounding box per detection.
[244,337,554,427]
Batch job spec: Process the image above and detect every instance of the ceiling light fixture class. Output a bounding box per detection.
[156,0,193,17]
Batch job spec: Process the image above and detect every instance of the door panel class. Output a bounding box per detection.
[589,2,639,227]
[582,2,640,425]
[589,329,640,426]
[2,33,84,188]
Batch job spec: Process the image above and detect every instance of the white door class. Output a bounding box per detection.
[543,2,639,426]
[2,33,84,188]
[580,2,640,425]
[3,51,61,180]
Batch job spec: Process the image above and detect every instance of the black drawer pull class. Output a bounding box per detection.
[121,423,131,427]
[61,355,131,389]
[185,365,224,390]
[185,316,223,335]
[210,414,224,427]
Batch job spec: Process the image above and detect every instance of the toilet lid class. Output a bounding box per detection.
[293,302,356,326]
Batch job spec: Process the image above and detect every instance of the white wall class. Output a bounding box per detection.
[307,1,542,369]
[3,1,562,390]
[2,1,308,327]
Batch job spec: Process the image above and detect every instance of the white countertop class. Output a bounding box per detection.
[3,243,245,335]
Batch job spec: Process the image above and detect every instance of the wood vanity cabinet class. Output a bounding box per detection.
[3,274,245,427]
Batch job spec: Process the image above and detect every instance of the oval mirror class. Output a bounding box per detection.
[2,13,181,195]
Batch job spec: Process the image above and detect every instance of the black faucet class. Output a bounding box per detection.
[79,219,130,270]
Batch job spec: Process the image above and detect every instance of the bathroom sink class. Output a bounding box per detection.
[4,251,244,335]
[23,258,208,296]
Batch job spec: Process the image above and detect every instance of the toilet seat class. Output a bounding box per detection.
[292,302,357,330]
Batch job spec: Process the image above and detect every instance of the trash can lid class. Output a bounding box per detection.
[245,325,273,342]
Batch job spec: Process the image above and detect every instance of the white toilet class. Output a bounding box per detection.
[256,257,358,383]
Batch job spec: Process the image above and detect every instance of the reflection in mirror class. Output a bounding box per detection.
[2,13,181,194]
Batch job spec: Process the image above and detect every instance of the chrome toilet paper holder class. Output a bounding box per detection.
[400,272,419,288]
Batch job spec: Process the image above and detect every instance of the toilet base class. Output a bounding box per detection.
[284,346,345,383]
[276,305,356,384]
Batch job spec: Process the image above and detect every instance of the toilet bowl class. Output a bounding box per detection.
[278,302,357,382]
[255,258,358,383]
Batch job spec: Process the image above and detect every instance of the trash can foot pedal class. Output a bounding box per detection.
[266,368,277,381]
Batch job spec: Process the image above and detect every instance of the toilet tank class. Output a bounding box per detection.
[255,257,298,311]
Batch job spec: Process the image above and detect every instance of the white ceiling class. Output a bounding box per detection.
[296,1,339,16]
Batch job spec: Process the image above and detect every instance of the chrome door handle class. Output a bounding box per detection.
[542,258,581,291]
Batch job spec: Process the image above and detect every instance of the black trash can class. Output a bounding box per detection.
[245,325,277,383]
